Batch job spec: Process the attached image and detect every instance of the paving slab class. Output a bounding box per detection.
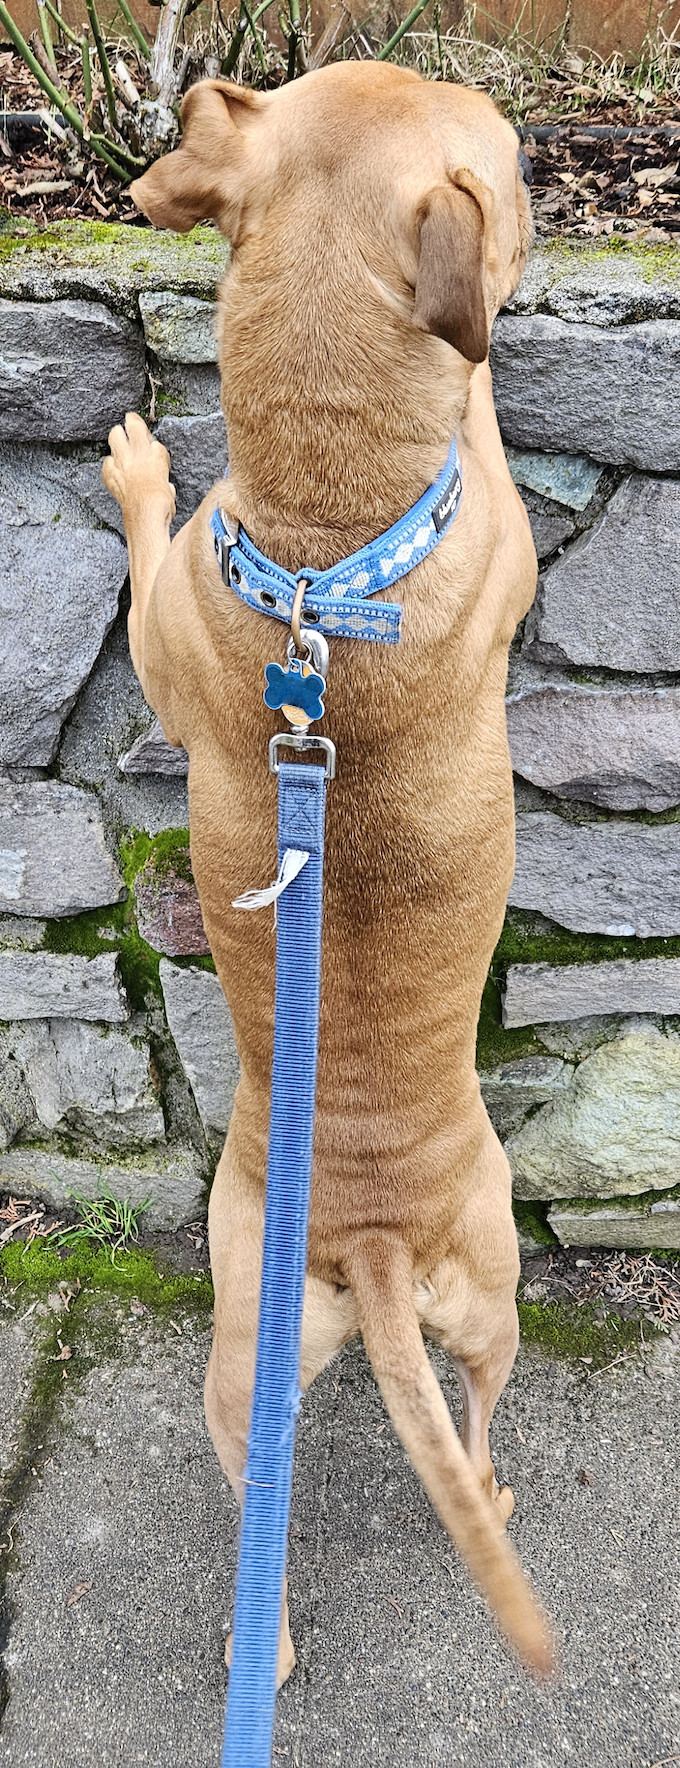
[0,1308,41,1481]
[0,1312,678,1767]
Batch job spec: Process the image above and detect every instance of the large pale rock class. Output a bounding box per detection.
[0,917,45,950]
[507,1028,680,1200]
[56,614,190,838]
[0,1027,35,1150]
[0,951,126,1022]
[491,316,680,469]
[0,219,227,315]
[0,781,125,918]
[504,958,680,1028]
[0,299,145,441]
[548,1195,680,1251]
[506,448,603,510]
[507,679,680,810]
[134,858,209,957]
[4,1018,164,1149]
[0,1144,204,1229]
[154,413,227,529]
[480,1055,571,1138]
[119,717,189,777]
[507,245,680,326]
[523,477,680,674]
[159,960,238,1138]
[0,521,128,764]
[0,441,117,531]
[510,812,680,937]
[139,292,218,363]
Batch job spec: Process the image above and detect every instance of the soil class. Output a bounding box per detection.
[2,41,680,238]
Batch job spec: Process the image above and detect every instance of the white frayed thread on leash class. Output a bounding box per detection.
[232,848,310,913]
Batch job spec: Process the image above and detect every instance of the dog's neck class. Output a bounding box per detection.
[217,238,474,574]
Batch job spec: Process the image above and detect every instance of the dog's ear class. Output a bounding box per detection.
[130,80,268,238]
[413,169,497,363]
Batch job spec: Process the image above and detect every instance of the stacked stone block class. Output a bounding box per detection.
[0,219,679,1246]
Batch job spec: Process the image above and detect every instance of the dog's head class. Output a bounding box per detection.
[132,64,531,366]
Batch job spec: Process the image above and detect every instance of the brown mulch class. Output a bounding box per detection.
[526,118,680,240]
[2,41,680,237]
[522,1245,680,1326]
[0,43,144,225]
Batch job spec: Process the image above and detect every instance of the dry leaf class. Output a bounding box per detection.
[56,1344,72,1361]
[66,1579,92,1607]
[633,162,678,188]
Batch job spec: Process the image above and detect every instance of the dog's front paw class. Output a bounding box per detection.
[224,1627,297,1690]
[102,411,176,525]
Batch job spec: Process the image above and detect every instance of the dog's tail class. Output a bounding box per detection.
[343,1234,554,1678]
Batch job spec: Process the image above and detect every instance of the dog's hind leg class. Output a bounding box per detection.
[205,1154,358,1686]
[418,1147,521,1521]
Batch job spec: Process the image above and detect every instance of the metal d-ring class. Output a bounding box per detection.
[289,580,329,680]
[290,578,310,653]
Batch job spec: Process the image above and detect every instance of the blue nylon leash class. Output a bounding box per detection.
[221,760,328,1768]
[218,434,463,1768]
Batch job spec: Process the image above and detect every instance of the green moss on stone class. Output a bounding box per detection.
[0,219,229,317]
[495,909,680,973]
[120,827,191,890]
[513,1201,556,1247]
[41,829,217,1012]
[517,1295,655,1365]
[1,1237,213,1315]
[476,973,541,1071]
[540,234,680,282]
[42,903,127,959]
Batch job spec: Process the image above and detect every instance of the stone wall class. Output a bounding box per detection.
[1,218,679,1248]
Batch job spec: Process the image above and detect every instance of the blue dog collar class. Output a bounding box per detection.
[210,437,462,645]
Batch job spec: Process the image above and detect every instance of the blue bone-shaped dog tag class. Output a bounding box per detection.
[264,659,326,724]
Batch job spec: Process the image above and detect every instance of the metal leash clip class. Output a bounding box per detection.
[213,509,239,581]
[265,578,336,778]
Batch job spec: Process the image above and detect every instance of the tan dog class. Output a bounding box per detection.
[103,62,553,1681]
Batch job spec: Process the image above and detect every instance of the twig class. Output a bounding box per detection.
[114,0,151,61]
[30,29,61,83]
[647,1757,680,1768]
[0,1210,42,1246]
[85,0,118,133]
[36,0,57,67]
[82,38,92,111]
[579,1351,634,1381]
[376,0,433,61]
